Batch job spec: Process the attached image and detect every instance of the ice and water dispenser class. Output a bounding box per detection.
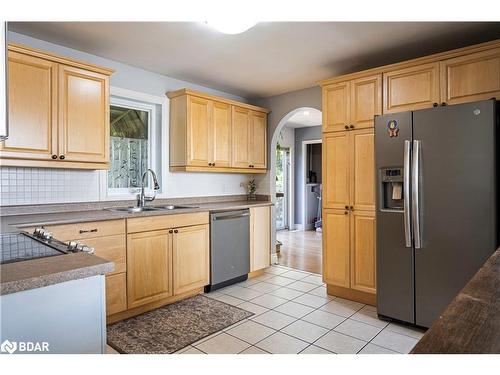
[380,167,404,211]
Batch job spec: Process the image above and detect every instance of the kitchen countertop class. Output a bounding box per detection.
[0,199,272,296]
[410,248,500,354]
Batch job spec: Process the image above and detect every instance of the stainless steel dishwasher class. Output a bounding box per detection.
[205,209,250,292]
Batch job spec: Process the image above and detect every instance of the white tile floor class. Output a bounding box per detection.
[174,265,426,354]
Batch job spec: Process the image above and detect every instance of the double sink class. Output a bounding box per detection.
[106,205,198,213]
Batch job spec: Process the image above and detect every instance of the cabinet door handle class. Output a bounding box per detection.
[344,125,349,130]
[169,230,173,234]
[174,229,178,233]
[349,206,354,210]
[344,211,348,215]
[349,125,354,129]
[212,163,215,166]
[79,229,97,234]
[59,155,65,160]
[51,154,57,160]
[345,205,349,209]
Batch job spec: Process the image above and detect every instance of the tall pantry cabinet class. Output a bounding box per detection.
[322,74,380,305]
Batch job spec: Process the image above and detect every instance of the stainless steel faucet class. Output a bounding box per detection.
[137,169,160,208]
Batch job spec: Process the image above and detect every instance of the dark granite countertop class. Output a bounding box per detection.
[0,197,272,296]
[411,248,500,354]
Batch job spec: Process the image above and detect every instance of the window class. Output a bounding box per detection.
[106,96,157,197]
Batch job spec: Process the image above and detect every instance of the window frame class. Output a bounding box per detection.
[100,87,162,201]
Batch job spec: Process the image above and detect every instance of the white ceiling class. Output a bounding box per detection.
[285,109,322,128]
[9,22,500,98]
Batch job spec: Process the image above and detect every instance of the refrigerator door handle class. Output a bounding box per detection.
[403,140,412,247]
[412,140,422,249]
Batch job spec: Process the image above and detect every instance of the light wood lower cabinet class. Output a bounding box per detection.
[172,224,210,295]
[323,209,350,287]
[322,208,376,301]
[43,219,127,316]
[250,206,271,272]
[126,217,210,310]
[127,229,173,309]
[106,272,127,316]
[350,210,376,294]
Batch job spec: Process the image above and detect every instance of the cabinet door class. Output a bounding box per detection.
[1,51,57,160]
[250,206,271,271]
[127,230,172,309]
[350,129,375,211]
[59,65,109,163]
[323,132,350,209]
[350,75,382,130]
[440,48,500,105]
[186,95,212,167]
[172,224,210,295]
[323,82,350,132]
[322,208,350,287]
[212,101,231,167]
[105,273,127,316]
[231,106,251,168]
[383,63,439,113]
[249,111,267,169]
[350,210,376,294]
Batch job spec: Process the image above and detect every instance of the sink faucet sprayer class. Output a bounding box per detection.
[137,169,160,208]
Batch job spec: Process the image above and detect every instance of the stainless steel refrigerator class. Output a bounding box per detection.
[375,99,498,328]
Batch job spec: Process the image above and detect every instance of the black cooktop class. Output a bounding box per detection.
[0,232,66,265]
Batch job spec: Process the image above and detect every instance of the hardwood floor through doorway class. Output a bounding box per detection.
[276,230,322,274]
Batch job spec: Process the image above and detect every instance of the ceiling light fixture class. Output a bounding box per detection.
[303,111,310,116]
[205,20,257,35]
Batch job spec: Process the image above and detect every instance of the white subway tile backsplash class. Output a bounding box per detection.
[0,167,100,206]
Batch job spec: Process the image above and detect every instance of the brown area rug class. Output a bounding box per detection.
[106,295,253,354]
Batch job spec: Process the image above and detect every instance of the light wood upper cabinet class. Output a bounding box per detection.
[350,129,375,211]
[323,132,350,209]
[1,51,58,161]
[231,106,251,168]
[249,110,267,169]
[2,44,112,169]
[250,206,271,272]
[323,75,381,132]
[168,89,268,173]
[186,95,212,166]
[212,101,232,167]
[172,224,210,295]
[323,208,350,287]
[59,65,109,163]
[350,210,376,294]
[440,47,500,105]
[323,81,350,132]
[127,229,173,309]
[350,75,382,129]
[383,62,440,113]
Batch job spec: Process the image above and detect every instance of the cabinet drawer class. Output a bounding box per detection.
[45,219,125,241]
[106,272,127,316]
[127,212,209,233]
[81,235,126,275]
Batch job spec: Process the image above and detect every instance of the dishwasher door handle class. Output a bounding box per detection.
[212,213,250,221]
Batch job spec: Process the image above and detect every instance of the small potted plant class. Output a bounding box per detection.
[242,178,257,201]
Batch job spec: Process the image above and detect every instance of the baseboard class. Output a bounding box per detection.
[271,252,279,265]
[294,224,304,231]
[326,284,377,306]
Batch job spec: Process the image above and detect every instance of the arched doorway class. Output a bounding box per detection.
[269,107,322,273]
